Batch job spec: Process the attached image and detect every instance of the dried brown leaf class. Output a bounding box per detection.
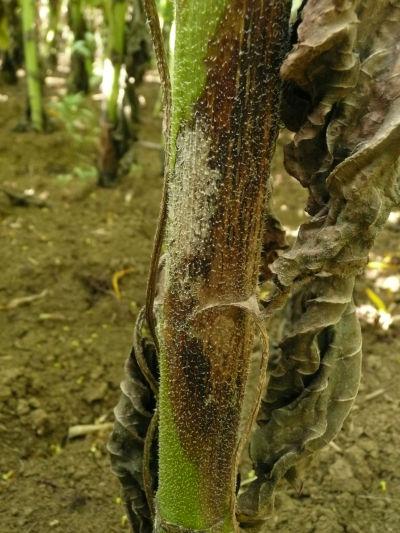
[239,1,400,526]
[108,309,158,533]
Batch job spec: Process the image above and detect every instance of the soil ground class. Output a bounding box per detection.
[0,77,399,533]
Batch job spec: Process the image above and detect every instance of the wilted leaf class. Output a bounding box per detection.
[108,308,158,533]
[239,0,400,527]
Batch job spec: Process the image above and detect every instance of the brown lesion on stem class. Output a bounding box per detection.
[162,0,290,522]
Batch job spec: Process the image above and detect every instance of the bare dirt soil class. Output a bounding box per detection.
[0,78,399,533]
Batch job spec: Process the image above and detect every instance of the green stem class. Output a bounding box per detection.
[20,0,44,131]
[0,6,16,83]
[105,0,127,124]
[47,0,61,66]
[97,0,128,186]
[68,0,90,93]
[156,1,290,531]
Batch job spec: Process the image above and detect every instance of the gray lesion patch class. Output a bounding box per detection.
[167,124,220,285]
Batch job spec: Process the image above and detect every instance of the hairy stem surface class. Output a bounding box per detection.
[156,2,290,531]
[20,0,44,131]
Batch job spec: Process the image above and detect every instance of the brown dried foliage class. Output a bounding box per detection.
[238,0,400,527]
